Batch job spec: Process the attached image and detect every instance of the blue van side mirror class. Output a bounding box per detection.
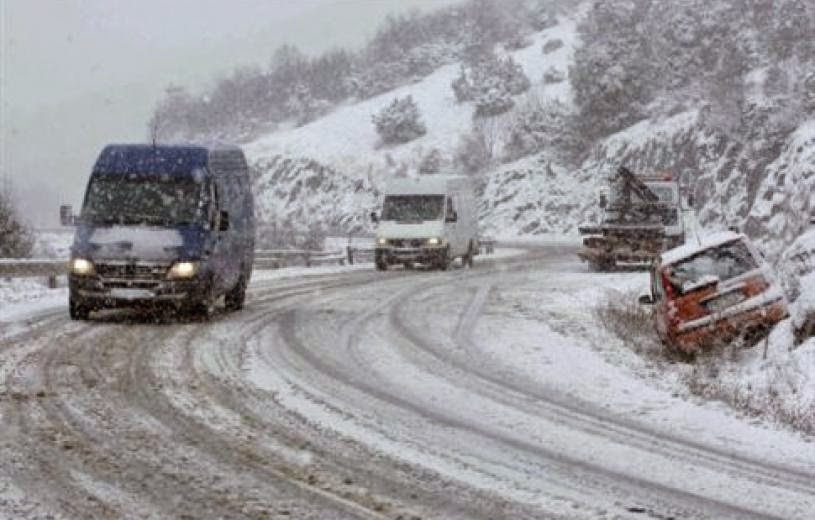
[219,210,230,231]
[60,204,75,226]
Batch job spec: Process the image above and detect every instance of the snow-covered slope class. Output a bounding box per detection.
[244,16,581,238]
[244,19,578,179]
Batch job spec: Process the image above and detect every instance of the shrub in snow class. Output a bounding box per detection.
[451,67,473,102]
[474,83,515,117]
[542,66,566,84]
[497,56,531,96]
[455,127,495,175]
[418,148,445,175]
[451,52,530,111]
[593,289,666,357]
[372,96,427,145]
[542,38,564,55]
[0,193,34,258]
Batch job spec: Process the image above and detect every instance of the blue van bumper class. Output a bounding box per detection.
[69,262,210,308]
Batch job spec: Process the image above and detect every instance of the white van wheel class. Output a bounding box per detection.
[464,242,475,268]
[437,247,451,271]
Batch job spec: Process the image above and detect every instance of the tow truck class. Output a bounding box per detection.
[578,166,685,271]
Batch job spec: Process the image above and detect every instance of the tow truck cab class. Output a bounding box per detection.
[66,144,255,319]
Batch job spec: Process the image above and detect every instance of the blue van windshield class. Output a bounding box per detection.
[82,173,207,226]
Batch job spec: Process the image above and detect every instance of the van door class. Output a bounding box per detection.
[220,173,242,290]
[207,179,230,294]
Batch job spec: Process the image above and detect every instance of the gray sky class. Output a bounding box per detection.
[1,0,459,226]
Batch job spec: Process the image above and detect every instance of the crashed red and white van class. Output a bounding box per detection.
[641,231,789,354]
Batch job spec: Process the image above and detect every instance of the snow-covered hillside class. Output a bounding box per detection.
[244,15,580,236]
[242,4,814,256]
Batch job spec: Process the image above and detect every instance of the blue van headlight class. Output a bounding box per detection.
[167,261,199,279]
[69,258,95,276]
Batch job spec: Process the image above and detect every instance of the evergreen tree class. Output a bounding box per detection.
[0,193,34,258]
[372,96,427,145]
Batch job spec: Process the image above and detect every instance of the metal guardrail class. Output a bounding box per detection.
[0,240,495,283]
[479,238,496,254]
[0,248,360,284]
[0,259,66,288]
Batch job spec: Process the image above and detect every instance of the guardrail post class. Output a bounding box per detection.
[48,275,58,289]
[304,252,311,267]
[347,246,354,265]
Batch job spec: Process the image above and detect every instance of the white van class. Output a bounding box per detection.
[372,175,479,270]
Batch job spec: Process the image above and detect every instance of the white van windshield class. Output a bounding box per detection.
[381,195,444,222]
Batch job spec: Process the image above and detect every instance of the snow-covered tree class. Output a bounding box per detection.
[0,193,33,258]
[372,96,427,145]
[285,83,330,127]
[473,77,515,117]
[418,148,446,174]
[504,98,579,162]
[570,0,654,140]
[452,51,529,117]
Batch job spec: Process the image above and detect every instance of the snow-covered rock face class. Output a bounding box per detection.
[479,155,593,237]
[745,121,815,258]
[251,155,378,238]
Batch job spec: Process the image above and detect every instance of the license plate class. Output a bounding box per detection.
[705,291,745,313]
[109,288,155,300]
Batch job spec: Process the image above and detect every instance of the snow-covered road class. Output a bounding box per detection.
[1,246,814,519]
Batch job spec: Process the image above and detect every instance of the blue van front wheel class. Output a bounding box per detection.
[225,275,247,312]
[69,296,91,321]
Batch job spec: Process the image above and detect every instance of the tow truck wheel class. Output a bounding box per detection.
[69,296,90,321]
[375,260,389,271]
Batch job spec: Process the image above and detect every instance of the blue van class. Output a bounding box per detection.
[65,144,255,320]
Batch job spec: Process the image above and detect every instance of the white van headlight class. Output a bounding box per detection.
[70,258,95,276]
[427,237,442,246]
[167,261,199,279]
[376,237,389,246]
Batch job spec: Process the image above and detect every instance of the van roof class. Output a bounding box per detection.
[92,144,243,176]
[384,175,470,195]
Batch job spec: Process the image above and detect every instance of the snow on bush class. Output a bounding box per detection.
[418,148,446,175]
[504,97,579,163]
[371,95,427,145]
[474,80,516,118]
[592,289,663,357]
[451,51,530,113]
[683,321,815,435]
